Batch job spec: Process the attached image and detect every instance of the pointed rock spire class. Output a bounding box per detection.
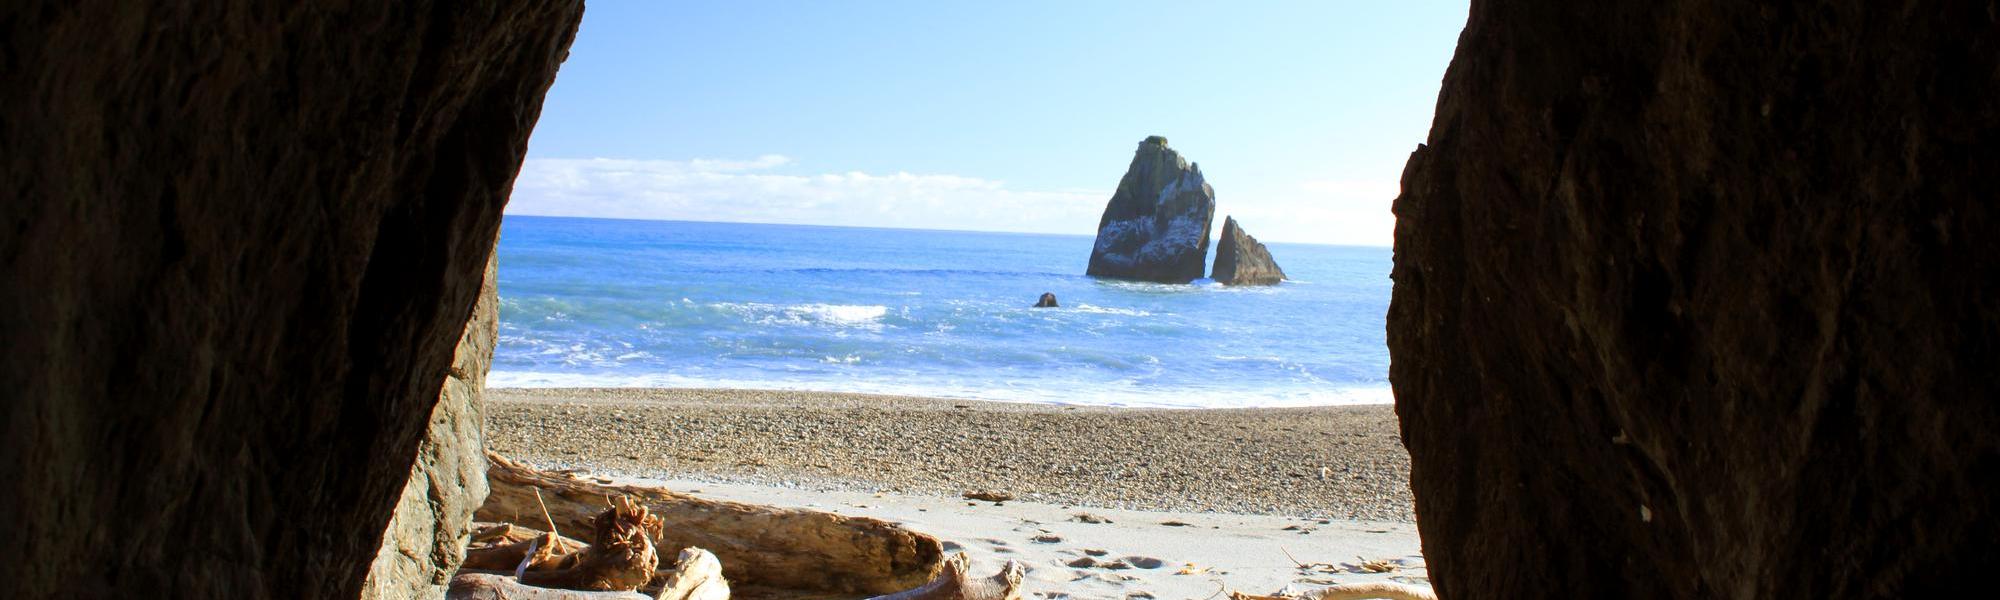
[1085,136,1218,283]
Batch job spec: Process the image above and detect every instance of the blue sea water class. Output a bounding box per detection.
[493,215,1392,408]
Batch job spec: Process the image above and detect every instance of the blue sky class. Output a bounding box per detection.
[512,1,1468,246]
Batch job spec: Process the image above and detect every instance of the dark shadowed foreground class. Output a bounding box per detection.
[0,3,582,597]
[1391,1,1999,598]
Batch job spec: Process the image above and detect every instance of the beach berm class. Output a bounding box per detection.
[487,388,1413,522]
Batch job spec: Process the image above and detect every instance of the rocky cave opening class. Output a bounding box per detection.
[3,2,1996,599]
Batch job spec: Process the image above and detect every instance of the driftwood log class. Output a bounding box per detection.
[654,547,732,600]
[480,452,944,595]
[462,527,587,572]
[456,528,734,599]
[448,574,652,600]
[1229,582,1438,600]
[865,553,1023,600]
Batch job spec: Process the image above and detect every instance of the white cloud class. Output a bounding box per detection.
[508,157,1108,235]
[507,157,1400,246]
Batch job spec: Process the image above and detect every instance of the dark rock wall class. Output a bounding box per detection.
[362,245,499,599]
[1390,2,1999,599]
[0,3,583,598]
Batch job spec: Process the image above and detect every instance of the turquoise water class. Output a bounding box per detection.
[494,215,1391,408]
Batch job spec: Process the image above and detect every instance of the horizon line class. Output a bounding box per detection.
[499,212,1392,249]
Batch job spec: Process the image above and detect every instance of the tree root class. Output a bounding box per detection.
[518,495,660,592]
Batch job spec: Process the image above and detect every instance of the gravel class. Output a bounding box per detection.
[486,388,1415,522]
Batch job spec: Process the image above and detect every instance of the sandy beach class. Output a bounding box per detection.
[486,388,1426,599]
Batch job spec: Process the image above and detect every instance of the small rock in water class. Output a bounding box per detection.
[1035,292,1059,308]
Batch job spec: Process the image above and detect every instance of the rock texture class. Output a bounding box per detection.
[1211,216,1285,285]
[0,3,583,598]
[363,247,501,599]
[1086,136,1217,283]
[1389,2,2000,599]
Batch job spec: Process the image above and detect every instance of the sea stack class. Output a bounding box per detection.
[1211,216,1285,285]
[1085,136,1217,283]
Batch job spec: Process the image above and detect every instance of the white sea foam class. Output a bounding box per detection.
[712,302,890,328]
[789,303,888,326]
[1069,303,1154,317]
[487,371,1395,409]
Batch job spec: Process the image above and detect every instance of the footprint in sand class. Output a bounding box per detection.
[940,541,964,552]
[1068,555,1163,570]
[1068,570,1132,583]
[1031,534,1062,544]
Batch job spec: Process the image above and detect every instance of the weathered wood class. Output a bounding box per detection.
[447,574,651,600]
[865,553,1022,600]
[654,547,732,600]
[462,529,587,572]
[479,452,944,595]
[1229,582,1438,600]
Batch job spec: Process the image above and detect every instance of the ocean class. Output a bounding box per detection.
[492,215,1392,408]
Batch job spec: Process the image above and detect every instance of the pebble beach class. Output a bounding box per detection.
[487,387,1415,522]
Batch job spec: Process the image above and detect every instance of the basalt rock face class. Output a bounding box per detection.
[1390,2,2000,599]
[361,246,500,599]
[1086,136,1217,283]
[0,3,582,599]
[1211,216,1284,285]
